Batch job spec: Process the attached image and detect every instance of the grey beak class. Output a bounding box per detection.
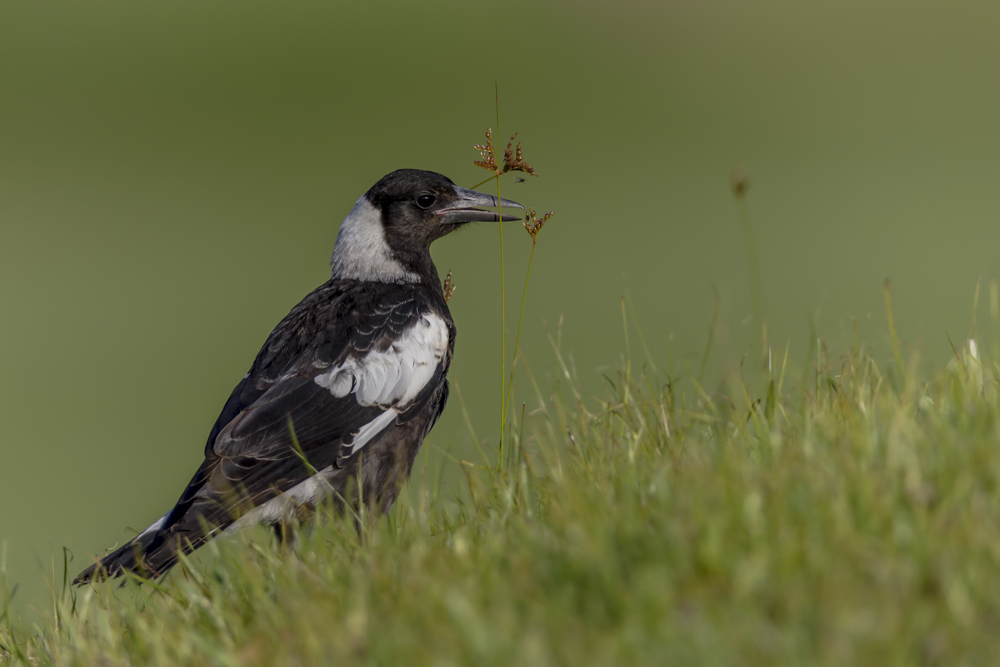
[438,186,524,224]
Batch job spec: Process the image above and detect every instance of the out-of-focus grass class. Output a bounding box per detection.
[5,309,1000,665]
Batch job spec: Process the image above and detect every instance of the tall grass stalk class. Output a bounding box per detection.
[470,96,546,472]
[502,236,538,471]
[494,85,507,464]
[883,279,905,390]
[990,277,999,363]
[731,169,767,371]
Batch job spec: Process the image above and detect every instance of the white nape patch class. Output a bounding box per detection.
[138,513,168,538]
[226,465,336,534]
[314,313,448,408]
[330,197,420,283]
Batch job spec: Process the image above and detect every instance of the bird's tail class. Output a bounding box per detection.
[73,529,162,585]
[75,522,216,585]
[73,510,198,585]
[74,460,222,585]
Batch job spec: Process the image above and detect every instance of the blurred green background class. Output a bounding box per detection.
[3,0,1000,611]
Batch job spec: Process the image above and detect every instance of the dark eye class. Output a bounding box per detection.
[415,194,436,209]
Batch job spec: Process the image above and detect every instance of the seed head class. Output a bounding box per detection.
[523,207,553,242]
[474,129,499,174]
[502,133,537,177]
[443,270,457,303]
[473,128,537,178]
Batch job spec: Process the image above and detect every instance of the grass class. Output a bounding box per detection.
[5,299,1000,665]
[470,92,546,469]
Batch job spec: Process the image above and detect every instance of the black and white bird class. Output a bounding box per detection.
[75,169,523,583]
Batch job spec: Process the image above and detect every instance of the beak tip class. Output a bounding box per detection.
[500,199,525,211]
[442,186,525,224]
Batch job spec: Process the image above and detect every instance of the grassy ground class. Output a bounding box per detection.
[5,311,1000,666]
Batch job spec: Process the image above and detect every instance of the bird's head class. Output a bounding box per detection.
[331,169,523,284]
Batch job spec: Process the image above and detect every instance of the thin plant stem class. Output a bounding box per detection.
[884,279,905,391]
[698,284,721,383]
[498,182,507,468]
[469,175,496,191]
[625,291,657,372]
[990,277,999,363]
[969,275,982,341]
[734,195,766,370]
[502,240,537,464]
[495,84,507,469]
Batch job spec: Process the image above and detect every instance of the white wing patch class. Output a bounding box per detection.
[313,312,449,457]
[314,313,449,407]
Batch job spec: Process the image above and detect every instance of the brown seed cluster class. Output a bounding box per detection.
[474,129,537,178]
[502,133,536,177]
[474,129,499,174]
[523,207,553,242]
[443,269,457,303]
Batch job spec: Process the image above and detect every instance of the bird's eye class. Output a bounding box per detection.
[415,194,436,209]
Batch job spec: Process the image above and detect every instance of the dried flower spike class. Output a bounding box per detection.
[502,133,537,177]
[523,207,553,242]
[474,128,499,174]
[443,270,457,303]
[474,129,537,179]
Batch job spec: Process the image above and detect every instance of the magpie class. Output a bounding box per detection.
[75,169,523,583]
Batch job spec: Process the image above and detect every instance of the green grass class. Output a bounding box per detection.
[5,315,1000,665]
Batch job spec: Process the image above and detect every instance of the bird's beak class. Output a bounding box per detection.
[438,186,524,224]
